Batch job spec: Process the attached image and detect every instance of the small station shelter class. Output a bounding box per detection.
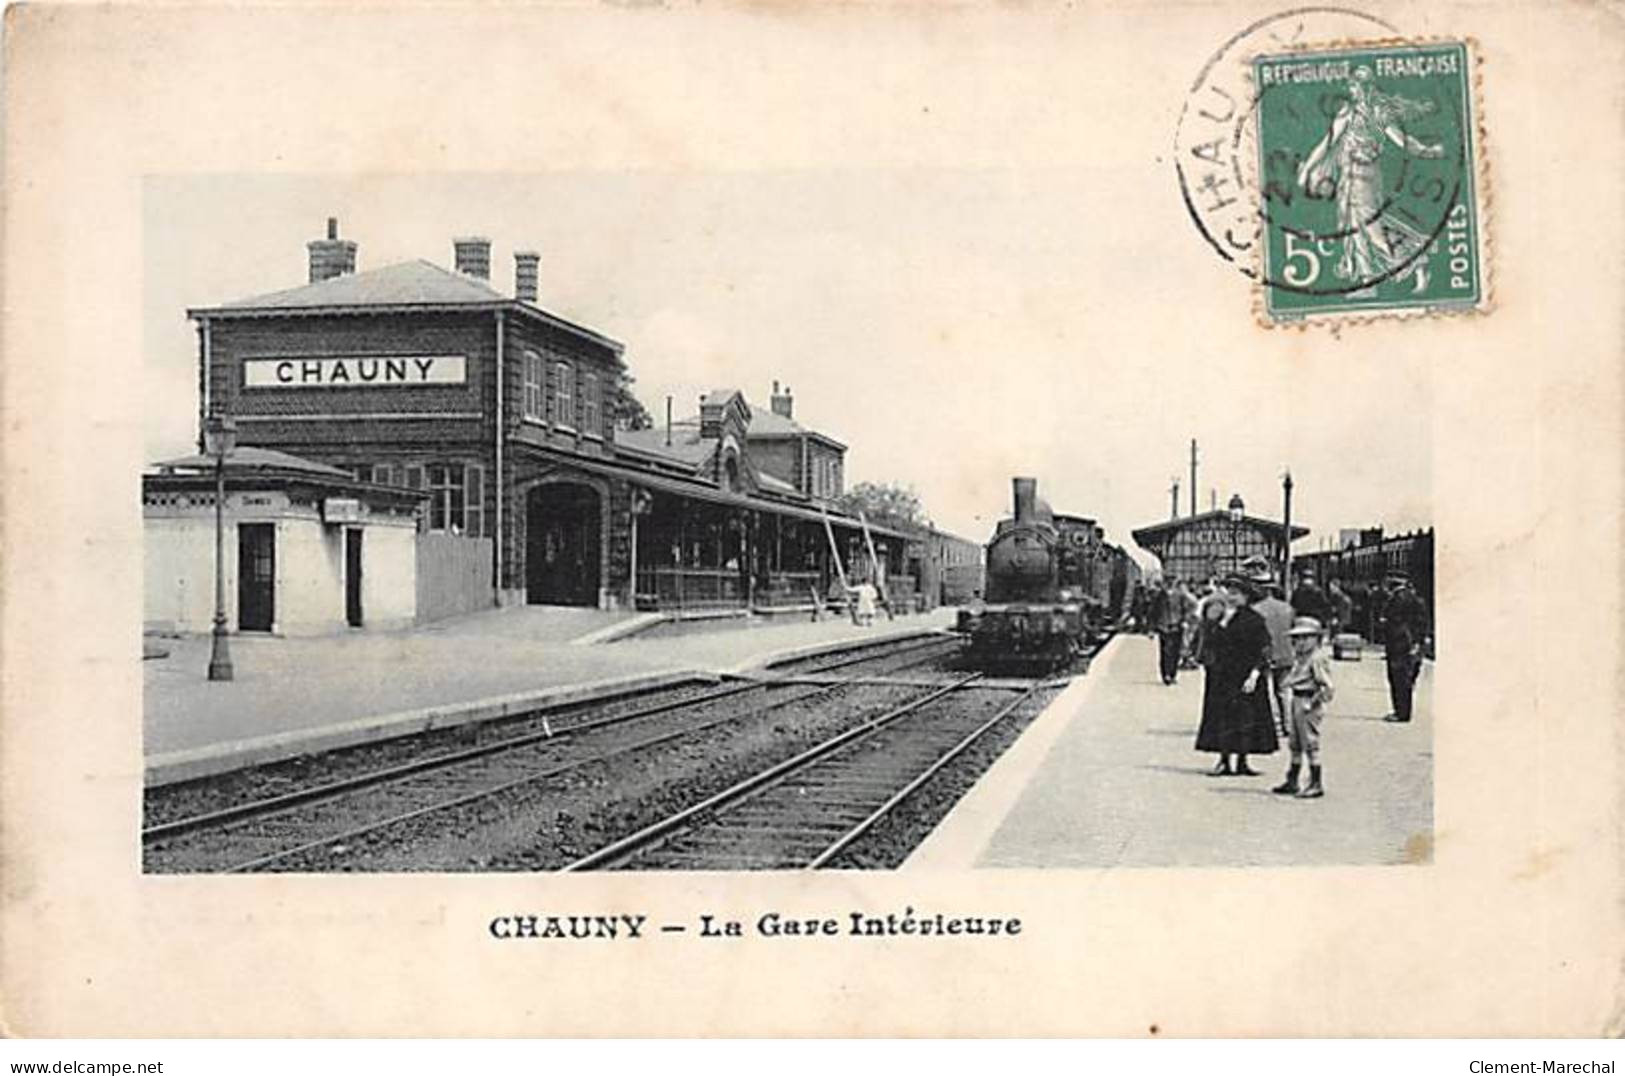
[143,448,427,636]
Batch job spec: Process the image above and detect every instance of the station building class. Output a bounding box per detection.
[1130,508,1309,585]
[178,220,979,625]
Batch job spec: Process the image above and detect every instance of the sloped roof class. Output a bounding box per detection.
[740,404,847,449]
[1131,508,1310,547]
[191,259,625,356]
[614,425,716,469]
[700,388,746,409]
[220,260,507,310]
[755,471,800,496]
[149,445,355,477]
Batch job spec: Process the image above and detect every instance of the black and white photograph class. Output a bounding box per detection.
[139,176,1434,873]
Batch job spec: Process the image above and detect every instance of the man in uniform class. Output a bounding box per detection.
[1381,570,1428,723]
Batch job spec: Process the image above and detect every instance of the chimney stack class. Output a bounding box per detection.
[514,250,539,302]
[770,380,794,419]
[1012,477,1038,525]
[307,217,357,283]
[453,236,491,279]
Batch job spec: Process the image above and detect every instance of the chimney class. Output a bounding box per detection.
[1012,477,1038,525]
[513,250,539,302]
[307,217,357,283]
[453,236,491,279]
[699,393,723,440]
[770,380,794,419]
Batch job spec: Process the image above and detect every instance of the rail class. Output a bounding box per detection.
[144,635,962,873]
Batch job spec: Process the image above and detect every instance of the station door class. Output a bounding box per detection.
[237,523,276,632]
[345,529,364,627]
[526,483,601,606]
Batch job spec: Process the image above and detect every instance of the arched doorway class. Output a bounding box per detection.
[526,482,602,606]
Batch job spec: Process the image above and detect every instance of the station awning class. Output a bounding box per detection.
[511,444,913,542]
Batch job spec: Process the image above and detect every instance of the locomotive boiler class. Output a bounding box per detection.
[957,477,1122,669]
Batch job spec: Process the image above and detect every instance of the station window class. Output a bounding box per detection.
[352,463,400,486]
[582,371,600,436]
[555,361,575,429]
[523,351,545,420]
[421,462,486,537]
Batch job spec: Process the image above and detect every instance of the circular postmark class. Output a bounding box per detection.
[1174,7,1398,275]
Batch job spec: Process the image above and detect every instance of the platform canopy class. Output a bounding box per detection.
[1131,509,1310,584]
[1131,509,1309,550]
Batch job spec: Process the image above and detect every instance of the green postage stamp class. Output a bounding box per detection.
[1251,40,1485,322]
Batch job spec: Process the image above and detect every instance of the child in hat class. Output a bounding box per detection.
[1273,616,1336,798]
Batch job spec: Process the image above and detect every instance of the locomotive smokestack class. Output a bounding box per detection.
[1012,477,1038,524]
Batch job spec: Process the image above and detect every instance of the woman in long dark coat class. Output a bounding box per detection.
[1195,574,1279,775]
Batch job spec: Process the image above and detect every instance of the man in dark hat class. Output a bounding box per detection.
[1380,570,1428,722]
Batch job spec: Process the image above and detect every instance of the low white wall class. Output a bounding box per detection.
[144,499,418,636]
[366,524,418,629]
[145,518,233,634]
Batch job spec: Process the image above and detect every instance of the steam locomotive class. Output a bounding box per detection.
[956,477,1135,670]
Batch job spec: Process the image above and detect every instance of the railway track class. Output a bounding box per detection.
[564,675,1049,871]
[143,634,964,873]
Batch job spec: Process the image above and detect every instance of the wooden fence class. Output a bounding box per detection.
[416,533,493,623]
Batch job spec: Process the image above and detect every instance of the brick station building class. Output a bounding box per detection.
[187,219,968,616]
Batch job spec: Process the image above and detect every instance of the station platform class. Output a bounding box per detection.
[909,633,1433,869]
[144,604,954,784]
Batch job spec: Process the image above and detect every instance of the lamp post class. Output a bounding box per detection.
[206,409,237,682]
[1281,468,1294,600]
[1227,493,1245,574]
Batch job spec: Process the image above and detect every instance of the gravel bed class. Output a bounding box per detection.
[819,685,1064,869]
[260,682,924,872]
[143,635,952,832]
[142,679,724,829]
[617,685,1020,870]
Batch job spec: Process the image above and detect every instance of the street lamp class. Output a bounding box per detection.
[1227,492,1245,574]
[1281,468,1295,600]
[205,408,237,682]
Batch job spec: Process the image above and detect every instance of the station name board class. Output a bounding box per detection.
[243,355,467,389]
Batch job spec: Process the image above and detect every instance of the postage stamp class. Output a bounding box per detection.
[1250,40,1485,322]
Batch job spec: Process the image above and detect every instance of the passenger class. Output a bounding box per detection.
[1149,578,1189,686]
[1244,557,1296,738]
[1195,582,1227,666]
[1291,573,1332,626]
[849,576,879,628]
[1380,571,1428,722]
[1327,579,1354,637]
[1273,616,1336,798]
[1194,572,1278,777]
[1179,579,1202,669]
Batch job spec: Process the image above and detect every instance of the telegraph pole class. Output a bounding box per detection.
[1169,478,1180,520]
[1189,439,1198,517]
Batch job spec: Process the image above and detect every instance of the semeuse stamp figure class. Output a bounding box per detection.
[1252,41,1485,321]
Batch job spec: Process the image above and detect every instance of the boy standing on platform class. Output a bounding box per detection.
[1274,616,1336,799]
